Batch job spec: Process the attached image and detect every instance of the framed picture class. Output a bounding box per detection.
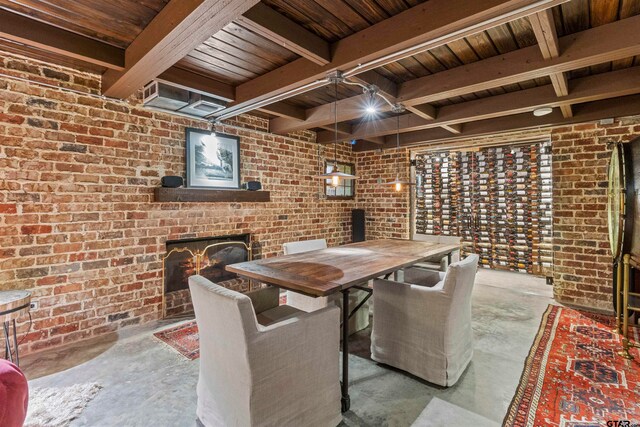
[186,128,241,189]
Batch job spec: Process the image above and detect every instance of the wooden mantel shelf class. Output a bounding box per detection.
[154,187,271,203]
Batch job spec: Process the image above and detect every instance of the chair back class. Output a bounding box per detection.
[441,254,478,323]
[283,238,327,255]
[188,275,256,415]
[413,233,461,245]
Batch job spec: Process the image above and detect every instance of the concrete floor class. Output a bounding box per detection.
[21,269,554,427]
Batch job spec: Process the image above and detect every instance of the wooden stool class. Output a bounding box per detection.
[0,291,30,366]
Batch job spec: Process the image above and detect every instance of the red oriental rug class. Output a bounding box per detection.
[153,295,288,360]
[154,321,200,360]
[504,305,640,427]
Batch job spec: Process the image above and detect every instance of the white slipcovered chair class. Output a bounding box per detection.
[412,233,461,271]
[189,275,342,427]
[370,254,479,387]
[283,239,370,334]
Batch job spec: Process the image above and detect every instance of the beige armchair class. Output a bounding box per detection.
[283,239,370,334]
[370,254,479,387]
[412,233,461,271]
[189,275,342,427]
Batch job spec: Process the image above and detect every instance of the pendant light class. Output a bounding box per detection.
[383,104,415,192]
[316,76,357,186]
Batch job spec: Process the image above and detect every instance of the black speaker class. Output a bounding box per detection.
[352,209,365,242]
[161,176,183,188]
[242,181,262,191]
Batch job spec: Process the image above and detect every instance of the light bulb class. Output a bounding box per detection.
[394,182,402,192]
[331,175,340,187]
[365,105,377,114]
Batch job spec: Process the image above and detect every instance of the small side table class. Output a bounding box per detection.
[0,290,31,366]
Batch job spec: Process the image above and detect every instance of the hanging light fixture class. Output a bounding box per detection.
[316,72,357,186]
[383,103,415,192]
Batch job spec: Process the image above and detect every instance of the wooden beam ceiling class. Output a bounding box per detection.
[270,94,390,134]
[353,94,640,151]
[236,3,331,66]
[346,67,640,140]
[529,8,573,118]
[156,67,235,102]
[269,16,640,136]
[397,15,640,105]
[213,0,568,119]
[102,0,260,98]
[317,123,384,145]
[0,9,124,70]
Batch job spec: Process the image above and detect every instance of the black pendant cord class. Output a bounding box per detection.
[396,113,400,178]
[334,80,338,166]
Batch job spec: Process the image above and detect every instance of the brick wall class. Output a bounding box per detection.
[355,121,640,313]
[0,52,355,354]
[551,118,640,311]
[355,148,411,240]
[2,49,637,354]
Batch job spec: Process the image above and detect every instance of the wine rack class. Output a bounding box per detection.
[415,141,553,274]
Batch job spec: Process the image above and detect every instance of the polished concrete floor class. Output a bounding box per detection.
[22,269,554,426]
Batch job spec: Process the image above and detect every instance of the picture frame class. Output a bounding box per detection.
[186,128,241,189]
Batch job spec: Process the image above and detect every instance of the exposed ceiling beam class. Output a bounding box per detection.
[348,67,640,139]
[317,124,385,145]
[270,94,393,134]
[528,9,559,58]
[353,94,640,151]
[259,102,306,120]
[213,0,568,119]
[441,124,463,134]
[0,9,124,70]
[271,16,640,135]
[529,9,573,118]
[236,3,331,66]
[406,105,437,120]
[102,0,260,98]
[397,14,640,106]
[349,70,398,99]
[157,67,235,102]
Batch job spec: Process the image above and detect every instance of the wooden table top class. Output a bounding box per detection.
[0,290,31,323]
[226,239,459,297]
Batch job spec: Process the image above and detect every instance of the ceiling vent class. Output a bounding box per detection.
[178,93,226,117]
[142,81,226,118]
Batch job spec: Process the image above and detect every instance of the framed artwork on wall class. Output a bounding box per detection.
[186,128,241,189]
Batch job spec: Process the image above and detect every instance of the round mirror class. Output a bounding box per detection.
[607,144,624,260]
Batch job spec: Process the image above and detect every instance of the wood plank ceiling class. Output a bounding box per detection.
[0,0,640,149]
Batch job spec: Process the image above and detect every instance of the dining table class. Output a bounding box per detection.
[226,238,459,412]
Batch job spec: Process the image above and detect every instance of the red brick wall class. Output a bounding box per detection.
[0,52,355,354]
[551,119,640,311]
[355,148,411,240]
[355,121,640,313]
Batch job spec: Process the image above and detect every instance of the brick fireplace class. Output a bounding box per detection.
[163,234,252,318]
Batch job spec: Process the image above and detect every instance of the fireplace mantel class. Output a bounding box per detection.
[154,187,270,203]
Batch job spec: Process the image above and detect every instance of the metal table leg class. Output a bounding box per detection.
[3,321,12,363]
[341,289,350,412]
[448,251,452,266]
[12,319,19,366]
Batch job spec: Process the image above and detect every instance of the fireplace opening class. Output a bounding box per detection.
[162,234,252,318]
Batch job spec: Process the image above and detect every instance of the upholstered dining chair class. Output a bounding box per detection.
[283,239,370,333]
[412,234,462,271]
[189,275,342,427]
[370,254,479,387]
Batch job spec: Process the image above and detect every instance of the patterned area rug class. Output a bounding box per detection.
[154,321,199,360]
[504,305,640,427]
[25,383,102,427]
[153,295,287,360]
